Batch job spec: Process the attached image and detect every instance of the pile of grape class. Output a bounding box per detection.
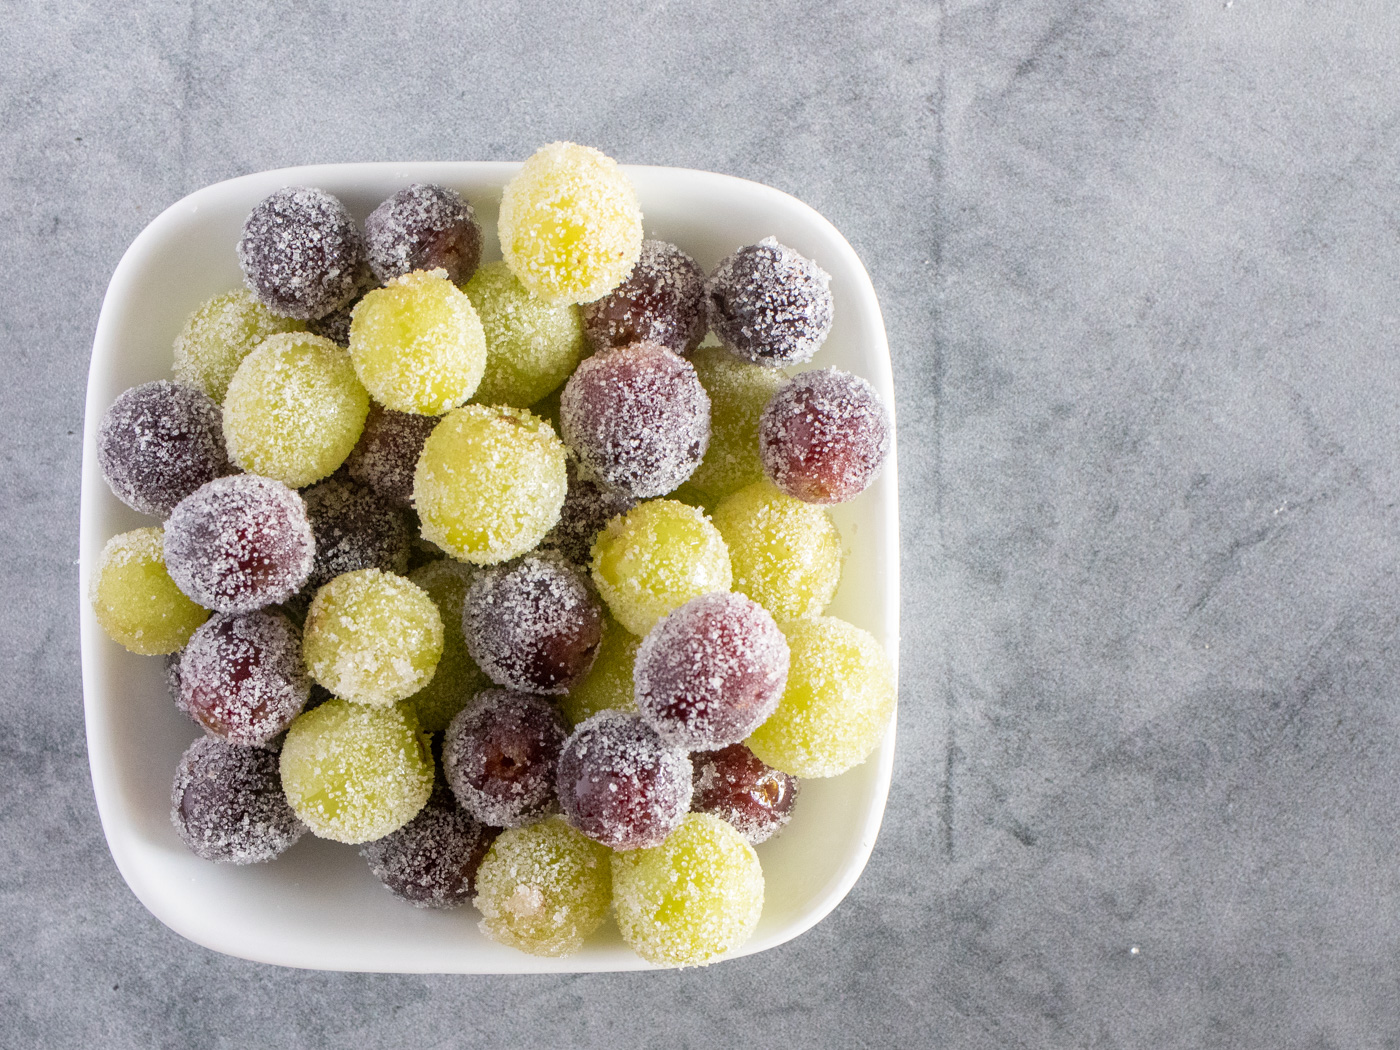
[90,142,894,967]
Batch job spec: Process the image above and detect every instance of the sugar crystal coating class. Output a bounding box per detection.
[711,480,841,620]
[344,404,438,508]
[498,141,643,305]
[463,552,602,695]
[365,183,482,286]
[556,711,692,851]
[560,341,711,499]
[279,699,433,844]
[684,346,786,504]
[745,616,895,778]
[590,499,731,636]
[539,458,636,568]
[306,290,367,348]
[444,689,568,828]
[580,240,706,356]
[171,737,306,864]
[238,187,366,321]
[164,475,314,614]
[463,260,586,407]
[303,568,444,706]
[759,368,891,504]
[413,404,567,566]
[173,289,306,403]
[559,610,639,728]
[474,815,612,957]
[690,743,798,845]
[91,527,209,654]
[634,592,790,750]
[222,332,370,488]
[349,269,486,415]
[612,812,764,967]
[360,781,495,908]
[178,610,309,746]
[399,560,490,732]
[98,381,233,517]
[300,476,410,594]
[706,238,832,366]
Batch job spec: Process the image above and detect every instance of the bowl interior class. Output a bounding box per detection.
[80,161,899,972]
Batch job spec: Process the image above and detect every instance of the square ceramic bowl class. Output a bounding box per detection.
[80,161,900,972]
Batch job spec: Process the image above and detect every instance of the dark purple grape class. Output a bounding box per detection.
[364,183,482,286]
[580,240,705,356]
[556,711,692,850]
[170,737,305,863]
[690,743,798,845]
[344,404,439,508]
[463,553,602,695]
[705,238,832,366]
[98,381,232,517]
[164,474,314,613]
[443,690,568,828]
[164,650,183,703]
[539,458,636,567]
[634,592,789,750]
[237,187,366,321]
[177,610,309,745]
[300,475,410,593]
[759,368,891,504]
[360,781,495,908]
[306,291,367,347]
[559,341,710,498]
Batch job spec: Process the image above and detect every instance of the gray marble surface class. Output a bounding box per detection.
[4,0,1400,1045]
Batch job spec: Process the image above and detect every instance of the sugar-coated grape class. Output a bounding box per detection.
[560,341,710,499]
[360,781,494,908]
[222,332,370,488]
[559,610,639,727]
[711,480,841,620]
[463,553,602,695]
[556,711,692,850]
[171,737,305,864]
[343,404,438,508]
[473,815,612,957]
[612,812,763,967]
[303,568,443,707]
[590,499,731,636]
[443,689,568,828]
[539,459,635,568]
[300,476,410,594]
[580,240,705,356]
[279,698,433,844]
[690,744,798,845]
[173,289,306,403]
[399,560,490,733]
[164,650,183,702]
[238,187,366,321]
[706,238,832,367]
[90,527,209,655]
[306,291,366,348]
[634,592,789,750]
[745,616,895,778]
[349,269,486,414]
[462,261,586,407]
[498,141,643,305]
[683,347,786,504]
[177,610,309,746]
[365,183,482,286]
[760,368,890,504]
[98,381,233,517]
[413,404,567,566]
[164,474,314,614]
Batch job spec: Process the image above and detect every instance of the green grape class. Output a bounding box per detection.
[612,813,764,967]
[711,480,842,620]
[474,815,612,957]
[349,269,486,414]
[173,289,305,403]
[399,560,490,732]
[413,404,567,565]
[497,141,643,305]
[685,346,786,503]
[463,261,586,407]
[302,569,443,706]
[90,527,208,655]
[559,610,639,727]
[745,616,895,778]
[279,698,433,844]
[221,332,369,488]
[590,499,731,636]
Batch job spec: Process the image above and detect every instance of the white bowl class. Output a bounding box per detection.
[80,161,900,972]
